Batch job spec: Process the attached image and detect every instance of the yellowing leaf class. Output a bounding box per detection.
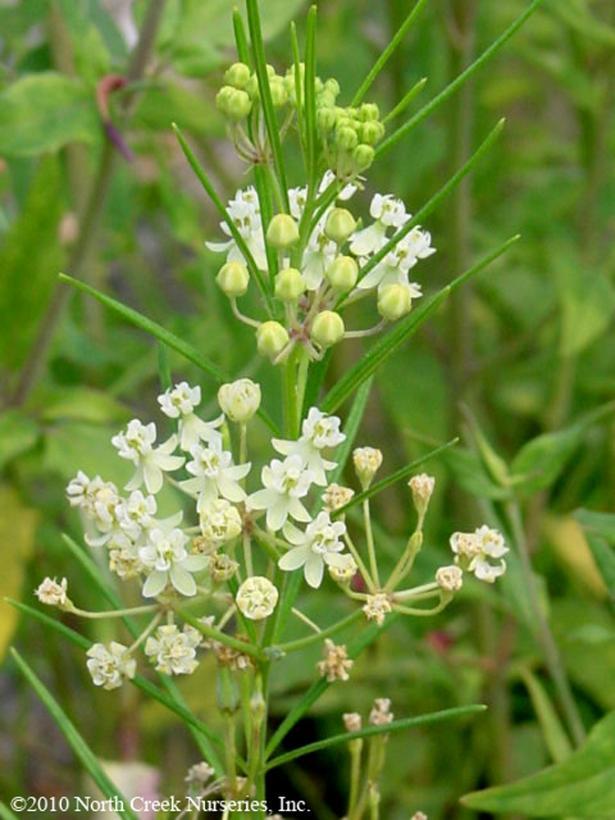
[542,513,607,599]
[0,486,38,661]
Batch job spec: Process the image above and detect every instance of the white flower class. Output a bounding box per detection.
[35,577,69,608]
[66,472,121,545]
[86,642,136,690]
[357,228,433,291]
[408,473,435,517]
[349,193,408,257]
[144,624,201,675]
[182,440,250,513]
[328,553,358,584]
[199,498,243,548]
[206,186,267,270]
[279,511,348,588]
[218,378,261,423]
[323,483,355,512]
[369,697,394,726]
[112,420,184,494]
[108,535,144,579]
[317,639,353,682]
[115,490,157,540]
[272,408,344,486]
[343,712,362,732]
[435,565,463,592]
[236,576,279,620]
[450,525,508,583]
[139,528,208,597]
[185,761,215,786]
[158,382,224,451]
[248,455,314,531]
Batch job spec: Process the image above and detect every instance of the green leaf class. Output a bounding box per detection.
[462,711,615,817]
[10,649,138,820]
[519,668,573,763]
[322,235,518,413]
[0,73,99,157]
[443,447,510,500]
[266,704,487,770]
[575,510,615,544]
[0,487,37,662]
[0,156,64,370]
[0,802,19,820]
[41,388,129,424]
[0,411,39,469]
[328,377,373,486]
[585,535,615,602]
[557,258,615,357]
[511,402,615,494]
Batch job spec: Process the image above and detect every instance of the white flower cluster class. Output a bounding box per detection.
[450,525,509,582]
[207,175,436,363]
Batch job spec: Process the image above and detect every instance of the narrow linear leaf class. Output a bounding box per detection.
[304,5,318,188]
[585,535,615,602]
[266,705,486,770]
[324,235,518,413]
[351,0,429,105]
[383,77,428,125]
[328,377,373,485]
[0,802,20,820]
[519,668,573,763]
[58,274,279,434]
[10,649,138,820]
[575,509,615,544]
[335,438,458,516]
[232,8,252,65]
[377,0,546,155]
[246,0,290,210]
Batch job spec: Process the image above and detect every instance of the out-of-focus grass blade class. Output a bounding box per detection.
[157,341,172,391]
[0,802,20,820]
[519,667,573,763]
[351,0,429,105]
[10,649,139,820]
[356,120,505,287]
[383,77,428,126]
[303,5,318,189]
[232,8,251,64]
[58,275,279,434]
[323,234,519,413]
[245,0,290,211]
[328,377,373,485]
[266,704,487,770]
[377,0,546,156]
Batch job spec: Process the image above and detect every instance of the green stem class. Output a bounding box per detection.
[363,499,380,588]
[273,609,362,654]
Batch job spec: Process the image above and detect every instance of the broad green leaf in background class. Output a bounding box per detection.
[0,73,99,157]
[0,411,39,470]
[0,157,65,370]
[575,509,615,543]
[10,650,138,820]
[462,711,615,817]
[0,486,38,662]
[542,514,608,599]
[40,387,129,425]
[584,535,615,602]
[160,0,307,76]
[556,259,615,358]
[510,401,615,494]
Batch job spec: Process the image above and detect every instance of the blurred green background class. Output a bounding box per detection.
[1,0,614,817]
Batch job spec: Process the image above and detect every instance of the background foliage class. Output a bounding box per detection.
[1,0,614,817]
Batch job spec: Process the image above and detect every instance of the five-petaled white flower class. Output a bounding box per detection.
[66,472,121,545]
[357,228,433,291]
[248,455,315,531]
[86,642,136,690]
[350,193,409,257]
[139,528,208,597]
[115,490,157,540]
[158,382,223,452]
[112,420,184,495]
[144,624,201,675]
[272,408,344,486]
[35,577,70,608]
[450,525,508,583]
[182,440,250,513]
[279,511,348,588]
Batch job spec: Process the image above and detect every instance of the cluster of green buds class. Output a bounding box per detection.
[215,61,384,175]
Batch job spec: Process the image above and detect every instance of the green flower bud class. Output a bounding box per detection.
[224,62,251,89]
[325,208,357,244]
[360,120,385,146]
[275,267,306,301]
[352,143,375,171]
[317,107,338,132]
[216,86,252,121]
[266,213,300,249]
[325,255,359,291]
[246,74,259,98]
[257,321,289,360]
[336,126,359,151]
[216,261,250,297]
[311,311,345,347]
[324,78,341,96]
[269,76,289,107]
[317,91,337,109]
[360,102,380,121]
[377,283,413,321]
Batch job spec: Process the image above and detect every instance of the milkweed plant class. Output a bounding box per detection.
[30,1,545,817]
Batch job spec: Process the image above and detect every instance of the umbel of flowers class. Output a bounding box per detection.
[36,377,508,696]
